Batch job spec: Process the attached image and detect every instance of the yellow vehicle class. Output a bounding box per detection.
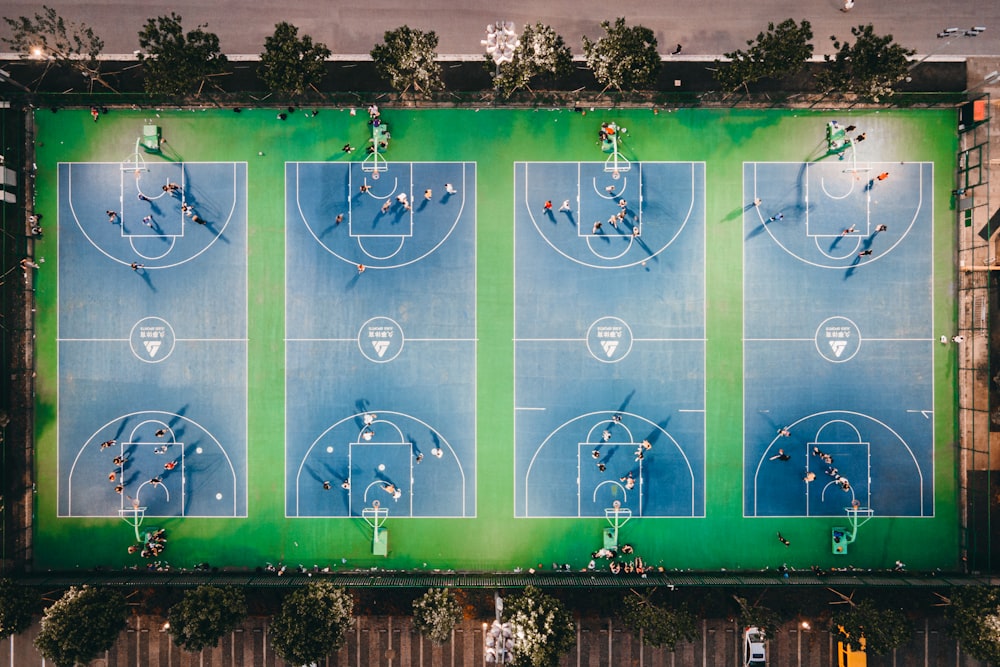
[836,626,867,667]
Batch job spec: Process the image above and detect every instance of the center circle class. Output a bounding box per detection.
[814,316,861,363]
[129,316,177,363]
[358,316,405,363]
[586,317,633,363]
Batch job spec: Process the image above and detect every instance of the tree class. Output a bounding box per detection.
[831,598,911,656]
[137,13,229,97]
[0,578,37,640]
[412,587,463,643]
[504,586,575,667]
[167,585,247,652]
[370,26,444,94]
[1,5,115,92]
[269,581,353,665]
[818,24,914,101]
[493,22,574,98]
[713,19,814,94]
[945,586,1000,663]
[34,586,128,667]
[258,22,331,98]
[582,17,660,93]
[732,594,782,639]
[619,590,697,650]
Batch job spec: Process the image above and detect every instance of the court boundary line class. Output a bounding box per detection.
[516,161,704,270]
[289,160,472,270]
[62,410,242,518]
[288,411,471,519]
[745,161,930,270]
[513,160,707,519]
[62,162,245,270]
[521,410,701,519]
[741,159,935,520]
[747,411,930,518]
[284,160,478,520]
[57,160,249,521]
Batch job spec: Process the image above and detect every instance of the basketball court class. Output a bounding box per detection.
[29,106,959,572]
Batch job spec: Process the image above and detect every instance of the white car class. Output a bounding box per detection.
[743,626,767,667]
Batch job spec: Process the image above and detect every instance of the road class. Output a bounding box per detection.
[0,0,998,59]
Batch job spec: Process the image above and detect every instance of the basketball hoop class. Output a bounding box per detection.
[118,505,147,543]
[362,500,390,556]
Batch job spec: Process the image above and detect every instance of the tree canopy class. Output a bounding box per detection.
[619,591,697,650]
[945,586,1000,663]
[818,23,915,101]
[493,22,574,98]
[1,5,114,91]
[370,25,444,94]
[582,17,661,92]
[269,581,354,665]
[137,13,229,97]
[504,586,576,667]
[713,19,814,94]
[34,586,128,667]
[832,598,911,656]
[167,585,247,652]
[0,578,37,640]
[412,587,463,643]
[258,22,331,98]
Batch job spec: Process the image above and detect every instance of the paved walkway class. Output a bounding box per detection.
[0,614,986,666]
[1,0,998,58]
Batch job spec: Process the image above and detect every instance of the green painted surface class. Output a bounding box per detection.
[30,106,960,573]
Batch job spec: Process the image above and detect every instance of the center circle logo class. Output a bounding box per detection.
[129,316,176,363]
[358,316,404,363]
[586,317,633,363]
[814,316,861,363]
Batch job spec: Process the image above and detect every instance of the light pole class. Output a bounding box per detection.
[908,25,986,74]
[484,591,514,663]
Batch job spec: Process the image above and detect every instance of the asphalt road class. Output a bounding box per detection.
[1,0,998,59]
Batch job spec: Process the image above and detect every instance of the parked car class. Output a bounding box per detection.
[743,626,766,666]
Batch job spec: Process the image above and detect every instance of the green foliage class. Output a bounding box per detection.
[412,588,463,643]
[0,578,37,640]
[714,19,813,93]
[504,586,575,667]
[138,13,229,97]
[370,25,444,94]
[945,586,1000,662]
[258,22,331,98]
[34,586,128,667]
[582,17,660,92]
[493,22,574,98]
[1,5,113,91]
[619,592,697,650]
[733,595,782,638]
[269,581,353,665]
[832,599,911,656]
[167,585,247,652]
[818,24,914,101]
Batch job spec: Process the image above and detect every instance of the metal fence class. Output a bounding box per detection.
[954,94,997,573]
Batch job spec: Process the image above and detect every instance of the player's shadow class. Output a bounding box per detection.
[563,211,576,226]
[196,218,226,242]
[133,266,157,293]
[844,254,862,280]
[418,199,430,212]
